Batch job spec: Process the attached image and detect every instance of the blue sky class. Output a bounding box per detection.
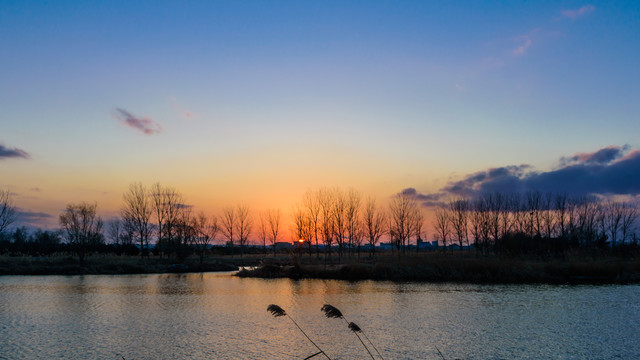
[1,1,639,229]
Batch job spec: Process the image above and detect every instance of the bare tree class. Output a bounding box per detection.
[121,183,153,257]
[150,183,183,257]
[433,206,451,251]
[345,188,362,257]
[317,187,336,261]
[258,211,269,255]
[59,202,103,266]
[303,189,321,258]
[525,191,542,238]
[412,206,425,253]
[469,198,486,253]
[540,192,555,239]
[621,202,638,245]
[221,206,235,257]
[0,189,17,235]
[174,204,195,259]
[449,198,469,252]
[268,208,282,256]
[333,188,347,262]
[193,211,218,264]
[554,193,569,239]
[604,200,624,246]
[351,217,365,258]
[389,192,417,255]
[236,204,252,257]
[484,192,504,244]
[292,205,312,255]
[363,197,385,256]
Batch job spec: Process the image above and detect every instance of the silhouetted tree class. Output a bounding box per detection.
[258,211,269,255]
[236,205,252,257]
[150,183,183,257]
[345,188,362,257]
[621,203,638,245]
[268,208,282,256]
[59,202,103,266]
[121,183,152,257]
[364,197,385,256]
[0,189,17,235]
[193,211,218,264]
[317,187,336,262]
[221,206,235,257]
[389,192,418,255]
[302,189,321,257]
[332,188,347,262]
[433,206,451,251]
[292,205,312,255]
[412,205,425,253]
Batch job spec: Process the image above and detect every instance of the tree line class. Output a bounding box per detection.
[433,191,639,256]
[1,186,639,263]
[290,187,420,261]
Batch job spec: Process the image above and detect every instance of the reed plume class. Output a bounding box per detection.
[267,304,287,317]
[320,304,343,318]
[267,304,332,360]
[321,304,384,360]
[348,322,361,332]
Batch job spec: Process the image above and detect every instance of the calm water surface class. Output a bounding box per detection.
[0,272,638,359]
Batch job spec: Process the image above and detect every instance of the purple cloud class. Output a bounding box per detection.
[0,144,30,160]
[114,108,162,135]
[409,145,640,207]
[399,188,448,208]
[560,145,627,166]
[15,210,54,228]
[561,5,595,19]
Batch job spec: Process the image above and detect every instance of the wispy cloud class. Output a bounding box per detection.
[559,145,629,167]
[15,209,54,228]
[511,28,540,56]
[407,145,640,207]
[561,5,595,19]
[0,143,30,160]
[114,108,163,135]
[512,37,532,56]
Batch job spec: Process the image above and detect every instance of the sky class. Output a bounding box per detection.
[1,1,640,234]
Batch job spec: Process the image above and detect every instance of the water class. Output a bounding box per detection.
[1,273,638,360]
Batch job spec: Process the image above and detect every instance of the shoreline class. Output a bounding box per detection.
[2,253,640,285]
[236,255,640,285]
[0,255,260,276]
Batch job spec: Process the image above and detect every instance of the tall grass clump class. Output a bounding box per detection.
[267,304,332,360]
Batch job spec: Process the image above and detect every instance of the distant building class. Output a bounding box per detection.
[274,242,293,251]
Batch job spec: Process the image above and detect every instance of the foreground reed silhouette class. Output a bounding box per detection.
[268,303,446,359]
[321,304,383,360]
[267,304,332,360]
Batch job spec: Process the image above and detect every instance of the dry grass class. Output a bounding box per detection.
[239,251,640,284]
[0,254,241,275]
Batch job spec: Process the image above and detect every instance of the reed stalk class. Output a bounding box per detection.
[267,304,332,360]
[321,304,384,360]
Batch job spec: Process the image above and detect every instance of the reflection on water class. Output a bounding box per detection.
[1,273,639,359]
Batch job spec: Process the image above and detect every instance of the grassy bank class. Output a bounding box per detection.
[0,254,266,275]
[237,252,640,284]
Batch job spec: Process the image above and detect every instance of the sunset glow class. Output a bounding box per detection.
[2,1,639,239]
